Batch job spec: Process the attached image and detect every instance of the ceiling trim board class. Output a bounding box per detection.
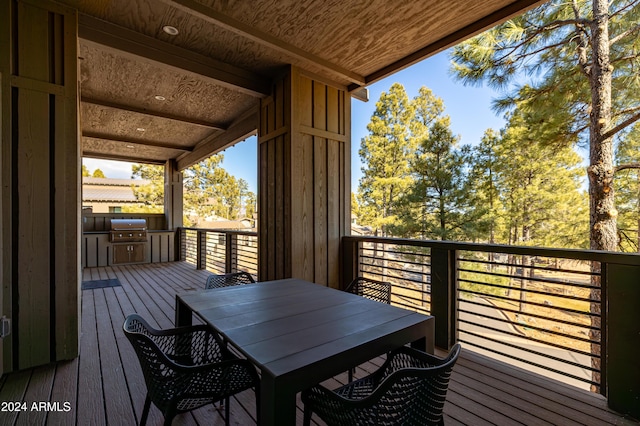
[81,151,167,165]
[351,0,547,90]
[176,109,258,170]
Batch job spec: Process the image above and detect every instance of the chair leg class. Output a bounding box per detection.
[255,387,260,426]
[224,396,230,426]
[303,407,312,426]
[348,367,354,382]
[140,394,151,426]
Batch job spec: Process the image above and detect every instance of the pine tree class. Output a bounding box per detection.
[131,164,164,209]
[358,83,415,236]
[615,122,640,251]
[450,0,640,252]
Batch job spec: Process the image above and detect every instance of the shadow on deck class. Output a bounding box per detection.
[0,262,636,425]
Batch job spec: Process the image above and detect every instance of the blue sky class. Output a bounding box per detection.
[83,49,506,194]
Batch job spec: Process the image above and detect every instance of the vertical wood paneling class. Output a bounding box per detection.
[258,124,268,280]
[2,0,80,370]
[295,74,315,282]
[266,131,276,280]
[17,2,52,368]
[258,66,350,286]
[55,5,80,361]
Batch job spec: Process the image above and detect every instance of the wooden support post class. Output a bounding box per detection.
[1,0,79,372]
[258,66,351,287]
[430,248,458,350]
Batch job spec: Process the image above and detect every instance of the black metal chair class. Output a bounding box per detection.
[205,271,255,289]
[123,314,260,426]
[302,343,461,426]
[345,277,391,305]
[345,277,392,380]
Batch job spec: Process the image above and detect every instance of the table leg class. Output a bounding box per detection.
[260,374,296,426]
[410,317,435,354]
[175,296,192,327]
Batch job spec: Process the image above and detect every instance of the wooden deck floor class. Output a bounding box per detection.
[0,262,637,425]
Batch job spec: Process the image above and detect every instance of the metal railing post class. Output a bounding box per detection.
[430,247,457,350]
[226,232,237,273]
[196,230,206,270]
[341,237,359,290]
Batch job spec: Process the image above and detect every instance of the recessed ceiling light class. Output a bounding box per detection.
[154,95,166,101]
[162,25,179,36]
[136,127,146,132]
[126,145,135,148]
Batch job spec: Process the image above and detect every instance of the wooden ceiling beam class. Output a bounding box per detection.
[78,14,271,98]
[81,151,166,165]
[176,106,258,170]
[157,0,366,86]
[82,131,193,152]
[81,96,227,130]
[352,0,547,90]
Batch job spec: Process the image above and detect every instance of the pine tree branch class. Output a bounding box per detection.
[610,23,640,45]
[615,163,640,173]
[600,110,640,141]
[609,0,640,20]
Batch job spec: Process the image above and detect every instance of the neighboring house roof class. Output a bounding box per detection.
[197,219,252,230]
[82,177,150,203]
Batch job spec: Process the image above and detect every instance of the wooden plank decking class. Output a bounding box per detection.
[0,262,637,426]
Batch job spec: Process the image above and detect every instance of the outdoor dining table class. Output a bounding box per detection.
[175,277,435,426]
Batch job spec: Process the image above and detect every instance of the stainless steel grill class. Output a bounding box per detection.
[109,219,147,243]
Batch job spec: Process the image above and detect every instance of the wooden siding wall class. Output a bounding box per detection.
[82,213,167,232]
[1,0,79,372]
[81,231,175,267]
[258,67,350,287]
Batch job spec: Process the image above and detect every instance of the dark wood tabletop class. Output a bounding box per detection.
[175,278,435,426]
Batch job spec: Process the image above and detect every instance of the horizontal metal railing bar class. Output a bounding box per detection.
[361,255,432,270]
[458,335,599,387]
[360,247,431,263]
[458,266,601,291]
[459,288,600,318]
[360,262,428,281]
[459,256,599,278]
[181,227,258,237]
[360,248,431,261]
[459,298,599,331]
[458,328,600,373]
[458,277,600,304]
[390,290,432,307]
[457,314,598,353]
[346,235,640,266]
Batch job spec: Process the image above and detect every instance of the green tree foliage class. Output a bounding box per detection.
[183,155,256,224]
[469,129,505,245]
[92,168,106,178]
[131,164,164,210]
[358,83,415,236]
[494,108,588,249]
[130,157,256,224]
[401,119,485,241]
[615,122,640,251]
[450,0,640,251]
[82,164,90,177]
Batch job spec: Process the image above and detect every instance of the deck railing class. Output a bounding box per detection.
[342,235,640,408]
[179,227,258,277]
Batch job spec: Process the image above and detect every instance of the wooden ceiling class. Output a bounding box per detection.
[55,0,545,170]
